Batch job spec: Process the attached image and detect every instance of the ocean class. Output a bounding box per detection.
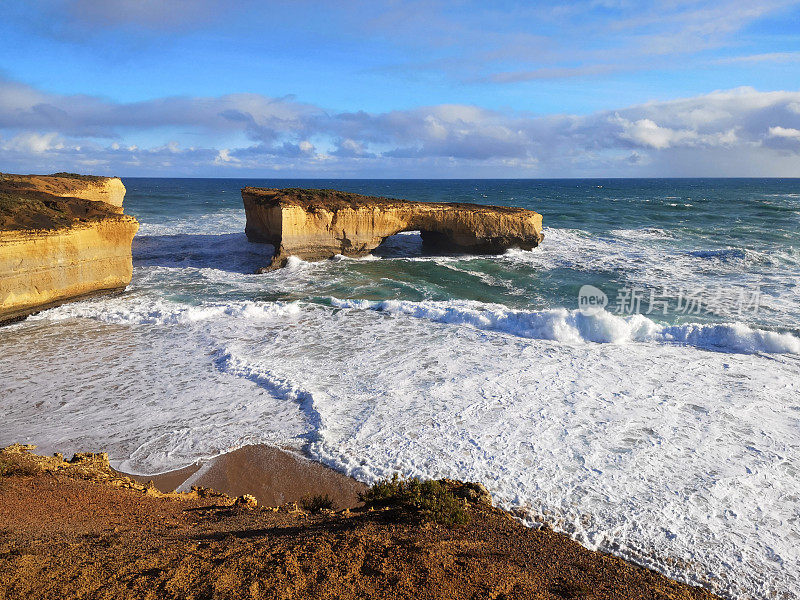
[1,178,799,599]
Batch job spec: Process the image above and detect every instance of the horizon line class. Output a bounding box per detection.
[111,175,800,180]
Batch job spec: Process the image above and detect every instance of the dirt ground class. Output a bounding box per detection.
[0,444,719,600]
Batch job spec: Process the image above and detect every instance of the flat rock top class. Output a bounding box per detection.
[1,172,113,196]
[243,187,536,215]
[0,173,125,232]
[0,191,124,232]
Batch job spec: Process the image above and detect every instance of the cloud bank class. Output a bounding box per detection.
[1,77,799,177]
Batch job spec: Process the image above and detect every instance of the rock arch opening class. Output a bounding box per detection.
[372,230,423,258]
[242,188,543,271]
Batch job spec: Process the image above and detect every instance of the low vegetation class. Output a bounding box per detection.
[48,172,105,181]
[300,493,335,513]
[359,474,470,527]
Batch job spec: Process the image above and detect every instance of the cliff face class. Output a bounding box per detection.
[242,188,543,270]
[0,173,138,324]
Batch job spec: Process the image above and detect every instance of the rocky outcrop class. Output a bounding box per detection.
[242,188,543,270]
[0,173,139,324]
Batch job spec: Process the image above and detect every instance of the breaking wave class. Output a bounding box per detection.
[31,298,301,326]
[330,298,800,354]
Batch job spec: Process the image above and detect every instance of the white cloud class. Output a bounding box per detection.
[488,63,620,83]
[12,0,250,35]
[2,79,800,176]
[716,51,800,64]
[12,1,796,85]
[768,126,800,139]
[2,132,66,153]
[213,148,238,165]
[614,117,697,149]
[334,138,370,157]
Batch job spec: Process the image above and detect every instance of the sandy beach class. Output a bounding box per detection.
[125,444,365,508]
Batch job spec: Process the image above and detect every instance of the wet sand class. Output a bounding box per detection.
[124,444,366,509]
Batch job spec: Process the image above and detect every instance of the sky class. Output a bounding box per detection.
[1,0,800,177]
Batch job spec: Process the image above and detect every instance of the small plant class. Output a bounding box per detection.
[358,473,406,504]
[359,475,470,527]
[549,577,595,599]
[49,173,104,181]
[300,493,334,513]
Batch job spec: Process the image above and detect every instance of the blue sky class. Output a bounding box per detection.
[1,0,800,177]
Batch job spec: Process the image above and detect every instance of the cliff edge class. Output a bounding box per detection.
[0,444,719,600]
[0,173,139,324]
[242,188,543,270]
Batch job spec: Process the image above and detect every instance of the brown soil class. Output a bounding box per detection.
[0,172,106,194]
[127,462,203,494]
[0,444,719,600]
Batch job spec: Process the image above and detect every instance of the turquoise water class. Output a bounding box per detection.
[2,178,800,599]
[127,178,800,334]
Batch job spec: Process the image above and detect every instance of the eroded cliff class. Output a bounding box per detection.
[242,188,543,270]
[0,173,138,323]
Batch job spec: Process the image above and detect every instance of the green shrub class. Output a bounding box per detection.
[301,493,334,513]
[358,473,405,504]
[359,475,470,527]
[49,173,104,181]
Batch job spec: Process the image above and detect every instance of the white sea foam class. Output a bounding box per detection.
[506,227,750,277]
[212,345,326,440]
[133,231,271,273]
[282,255,308,270]
[331,298,800,354]
[502,227,798,328]
[333,253,381,261]
[0,313,309,475]
[3,297,799,598]
[609,227,674,240]
[31,297,301,326]
[136,208,246,237]
[210,305,800,599]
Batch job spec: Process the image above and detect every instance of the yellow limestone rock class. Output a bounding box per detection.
[242,188,544,270]
[0,173,139,324]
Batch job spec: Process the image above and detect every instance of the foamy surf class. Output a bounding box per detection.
[330,298,800,354]
[29,297,302,326]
